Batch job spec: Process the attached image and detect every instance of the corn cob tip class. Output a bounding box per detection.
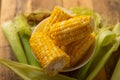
[55,6,73,16]
[44,54,70,76]
[43,6,73,33]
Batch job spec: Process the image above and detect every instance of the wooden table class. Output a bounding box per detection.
[0,0,120,80]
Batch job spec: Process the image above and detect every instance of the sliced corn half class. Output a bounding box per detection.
[49,16,94,46]
[30,32,70,76]
[65,32,95,67]
[43,6,72,33]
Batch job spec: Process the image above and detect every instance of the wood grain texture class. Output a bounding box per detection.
[63,0,93,9]
[31,0,63,11]
[93,0,120,24]
[0,0,120,80]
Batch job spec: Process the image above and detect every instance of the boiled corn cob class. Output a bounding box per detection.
[29,32,70,76]
[49,16,94,46]
[65,32,95,67]
[43,6,72,33]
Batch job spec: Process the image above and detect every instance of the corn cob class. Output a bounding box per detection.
[49,16,94,46]
[29,32,70,76]
[43,6,72,33]
[65,32,95,67]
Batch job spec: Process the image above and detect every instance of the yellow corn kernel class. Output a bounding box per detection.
[49,16,94,46]
[43,6,72,33]
[65,32,95,67]
[29,32,70,76]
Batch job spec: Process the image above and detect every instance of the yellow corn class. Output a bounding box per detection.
[49,16,94,46]
[65,32,95,67]
[29,32,70,76]
[43,6,72,33]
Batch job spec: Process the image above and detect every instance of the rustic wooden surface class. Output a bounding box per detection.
[0,0,120,80]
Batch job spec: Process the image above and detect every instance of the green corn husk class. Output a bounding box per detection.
[2,21,28,64]
[86,37,120,80]
[111,23,120,80]
[112,23,120,36]
[111,56,120,80]
[111,46,120,80]
[0,59,77,80]
[72,28,116,80]
[14,15,40,67]
[24,10,50,26]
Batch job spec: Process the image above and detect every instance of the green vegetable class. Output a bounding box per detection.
[2,21,28,63]
[111,36,120,80]
[111,57,120,80]
[96,29,116,51]
[14,15,40,67]
[0,59,77,80]
[111,23,120,80]
[112,23,120,36]
[24,10,50,26]
[86,37,120,80]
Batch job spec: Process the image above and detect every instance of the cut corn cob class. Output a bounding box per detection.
[43,6,72,33]
[49,16,94,46]
[29,32,70,76]
[65,32,95,67]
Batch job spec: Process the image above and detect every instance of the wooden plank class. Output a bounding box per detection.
[63,0,78,8]
[1,0,16,23]
[31,0,63,11]
[93,0,120,24]
[0,0,1,18]
[15,0,32,15]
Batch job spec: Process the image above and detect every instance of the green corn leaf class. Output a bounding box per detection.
[112,23,120,36]
[86,37,120,80]
[0,59,77,80]
[2,21,28,64]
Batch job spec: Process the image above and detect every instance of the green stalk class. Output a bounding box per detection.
[86,38,120,80]
[111,37,120,80]
[112,23,120,36]
[0,59,77,80]
[19,34,40,67]
[1,21,28,64]
[111,58,120,80]
[14,15,40,67]
[72,61,92,80]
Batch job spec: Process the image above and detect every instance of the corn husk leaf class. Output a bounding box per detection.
[0,59,77,80]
